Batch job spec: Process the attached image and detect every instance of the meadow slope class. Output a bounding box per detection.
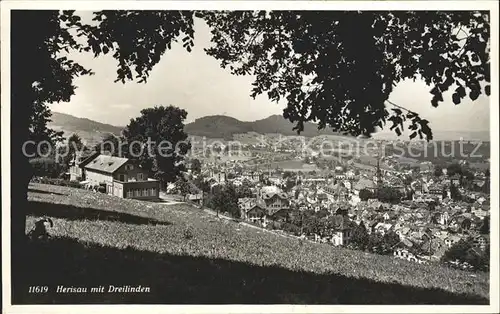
[15,183,490,304]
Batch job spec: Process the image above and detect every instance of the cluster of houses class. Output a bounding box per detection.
[198,155,490,261]
[64,144,490,264]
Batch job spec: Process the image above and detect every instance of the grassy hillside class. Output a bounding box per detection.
[15,183,489,304]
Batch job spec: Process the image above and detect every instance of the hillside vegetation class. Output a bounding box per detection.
[15,183,489,304]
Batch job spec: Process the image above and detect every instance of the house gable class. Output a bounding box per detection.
[113,161,150,182]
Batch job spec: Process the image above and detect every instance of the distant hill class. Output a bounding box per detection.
[50,112,487,148]
[184,114,339,138]
[48,112,123,145]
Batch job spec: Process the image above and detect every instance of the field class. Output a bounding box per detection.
[15,183,490,304]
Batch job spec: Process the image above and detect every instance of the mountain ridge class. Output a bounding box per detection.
[184,114,340,138]
[49,111,490,142]
[49,112,340,141]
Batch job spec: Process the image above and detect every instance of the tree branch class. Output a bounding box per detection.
[385,99,417,115]
[244,30,263,50]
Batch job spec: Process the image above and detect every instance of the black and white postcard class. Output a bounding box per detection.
[1,1,498,313]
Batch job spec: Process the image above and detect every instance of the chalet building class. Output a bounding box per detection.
[83,154,160,200]
[238,198,267,223]
[261,191,290,220]
[238,186,291,224]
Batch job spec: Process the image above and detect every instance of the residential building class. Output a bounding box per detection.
[83,154,160,200]
[353,178,376,194]
[330,214,354,246]
[471,234,490,251]
[238,198,267,223]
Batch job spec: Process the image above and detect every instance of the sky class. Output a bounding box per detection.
[50,15,490,137]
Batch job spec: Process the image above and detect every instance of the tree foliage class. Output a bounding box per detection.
[96,133,123,156]
[175,176,191,201]
[480,216,489,234]
[202,11,490,140]
[446,163,463,177]
[192,176,211,193]
[350,223,369,250]
[236,179,254,198]
[441,238,489,272]
[190,158,202,174]
[208,184,240,218]
[28,101,64,155]
[59,133,84,170]
[449,182,462,201]
[376,186,403,203]
[29,157,64,178]
[122,105,191,185]
[359,188,374,201]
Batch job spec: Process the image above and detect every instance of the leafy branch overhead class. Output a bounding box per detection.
[60,10,196,84]
[57,10,490,141]
[201,11,490,141]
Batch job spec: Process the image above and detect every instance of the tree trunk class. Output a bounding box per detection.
[11,11,38,302]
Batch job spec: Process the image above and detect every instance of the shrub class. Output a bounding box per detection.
[359,189,373,201]
[29,157,63,178]
[33,177,83,189]
[183,226,194,240]
[68,180,82,188]
[98,184,106,193]
[282,222,300,235]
